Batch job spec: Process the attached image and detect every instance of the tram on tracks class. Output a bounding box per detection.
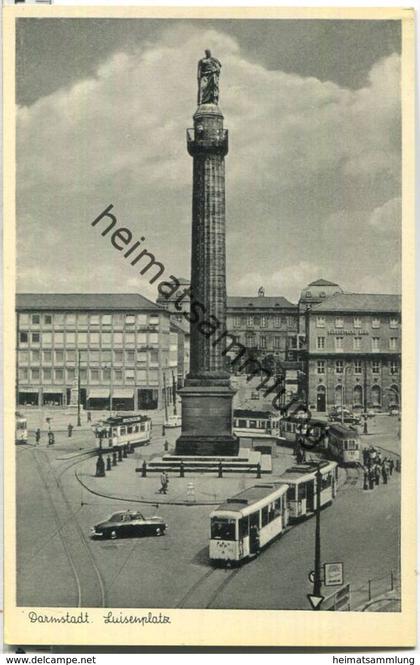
[233,409,281,439]
[279,416,327,449]
[15,412,28,445]
[327,423,360,466]
[279,460,338,521]
[209,483,289,564]
[95,414,152,451]
[209,460,338,565]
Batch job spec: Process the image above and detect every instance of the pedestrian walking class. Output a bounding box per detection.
[382,463,388,485]
[67,423,73,438]
[87,411,92,422]
[374,464,380,486]
[389,458,394,476]
[158,471,168,494]
[48,431,55,446]
[35,428,41,445]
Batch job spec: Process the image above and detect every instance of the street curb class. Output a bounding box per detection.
[75,469,222,507]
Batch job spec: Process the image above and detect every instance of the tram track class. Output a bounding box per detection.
[27,447,106,608]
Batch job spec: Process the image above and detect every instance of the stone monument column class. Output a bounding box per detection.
[175,51,239,457]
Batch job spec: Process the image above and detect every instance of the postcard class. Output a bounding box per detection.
[3,5,416,648]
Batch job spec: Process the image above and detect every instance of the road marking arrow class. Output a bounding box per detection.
[307,594,324,610]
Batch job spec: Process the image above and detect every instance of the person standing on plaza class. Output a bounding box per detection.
[35,428,41,445]
[87,411,91,423]
[67,423,73,438]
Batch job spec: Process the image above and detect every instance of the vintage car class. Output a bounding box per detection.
[165,414,182,428]
[328,407,361,425]
[91,510,167,539]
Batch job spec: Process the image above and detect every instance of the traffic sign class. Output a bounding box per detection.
[324,562,344,587]
[307,594,324,610]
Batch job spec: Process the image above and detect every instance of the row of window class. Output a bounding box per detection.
[316,336,399,351]
[20,312,161,328]
[316,360,399,375]
[18,349,161,365]
[242,334,298,350]
[19,331,162,347]
[316,316,399,329]
[18,367,160,385]
[233,315,295,329]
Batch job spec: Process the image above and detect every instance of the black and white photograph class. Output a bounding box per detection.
[4,5,416,648]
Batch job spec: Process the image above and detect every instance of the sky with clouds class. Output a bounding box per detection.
[16,18,402,303]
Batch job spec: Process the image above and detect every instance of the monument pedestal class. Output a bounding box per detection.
[175,383,239,456]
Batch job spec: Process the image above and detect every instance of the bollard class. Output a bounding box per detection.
[95,454,106,477]
[106,455,112,471]
[112,451,117,466]
[256,463,261,479]
[218,461,223,478]
[141,460,147,477]
[123,445,128,459]
[118,448,123,462]
[179,461,185,478]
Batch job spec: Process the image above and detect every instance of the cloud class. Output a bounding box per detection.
[368,197,401,234]
[16,25,401,300]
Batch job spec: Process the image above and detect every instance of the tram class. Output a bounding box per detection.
[95,414,152,451]
[327,423,360,466]
[209,482,289,565]
[279,416,327,448]
[280,460,338,521]
[15,412,28,445]
[233,409,281,439]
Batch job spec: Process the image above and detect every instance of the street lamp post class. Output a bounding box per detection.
[77,350,81,427]
[340,365,350,424]
[363,359,368,434]
[313,463,323,608]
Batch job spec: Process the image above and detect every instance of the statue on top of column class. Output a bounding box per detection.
[197,50,222,105]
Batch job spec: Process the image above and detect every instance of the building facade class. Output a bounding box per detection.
[226,290,300,366]
[16,294,178,411]
[156,277,190,387]
[305,293,401,413]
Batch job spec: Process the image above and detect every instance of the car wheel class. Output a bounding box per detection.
[110,530,117,540]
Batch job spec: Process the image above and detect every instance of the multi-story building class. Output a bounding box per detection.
[226,289,299,366]
[305,293,401,413]
[16,293,178,411]
[156,277,190,387]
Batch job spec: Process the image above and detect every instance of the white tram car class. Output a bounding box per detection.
[280,460,338,521]
[210,483,289,564]
[15,412,28,445]
[233,409,281,439]
[96,414,151,451]
[209,460,338,565]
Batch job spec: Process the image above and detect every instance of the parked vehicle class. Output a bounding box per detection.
[91,510,167,539]
[389,407,400,416]
[328,407,361,425]
[165,414,182,428]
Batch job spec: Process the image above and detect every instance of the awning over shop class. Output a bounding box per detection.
[112,388,134,399]
[88,388,110,399]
